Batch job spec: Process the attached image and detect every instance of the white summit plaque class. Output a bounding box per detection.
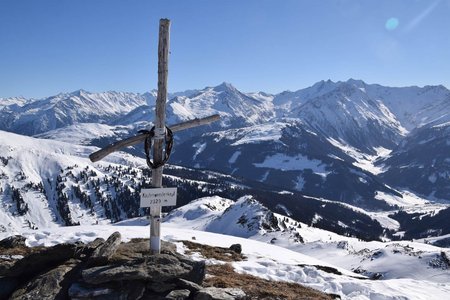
[140,187,177,208]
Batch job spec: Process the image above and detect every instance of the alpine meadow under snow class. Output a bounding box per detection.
[1,79,449,299]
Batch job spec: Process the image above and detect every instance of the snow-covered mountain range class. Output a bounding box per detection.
[1,79,449,240]
[1,80,448,199]
[0,79,449,300]
[378,121,450,200]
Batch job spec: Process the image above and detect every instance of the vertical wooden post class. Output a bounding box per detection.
[150,18,170,254]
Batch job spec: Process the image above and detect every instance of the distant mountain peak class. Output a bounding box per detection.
[345,78,366,86]
[165,195,285,238]
[213,82,238,93]
[70,89,90,97]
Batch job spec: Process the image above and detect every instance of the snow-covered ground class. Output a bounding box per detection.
[162,196,450,298]
[8,222,449,300]
[0,130,147,233]
[254,153,328,174]
[34,123,134,145]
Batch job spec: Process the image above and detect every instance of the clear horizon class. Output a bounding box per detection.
[1,0,450,98]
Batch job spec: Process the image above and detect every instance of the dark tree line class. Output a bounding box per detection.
[55,175,78,226]
[389,208,450,239]
[11,186,28,216]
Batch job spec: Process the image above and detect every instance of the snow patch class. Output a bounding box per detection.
[295,175,305,191]
[374,191,428,208]
[327,138,391,175]
[275,204,293,217]
[230,123,286,146]
[260,171,269,182]
[192,142,207,160]
[428,173,437,183]
[228,151,241,164]
[254,153,326,173]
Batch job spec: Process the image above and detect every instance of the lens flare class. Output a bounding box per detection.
[385,17,399,31]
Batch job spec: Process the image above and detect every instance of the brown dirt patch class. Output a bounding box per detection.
[181,240,245,262]
[205,263,339,300]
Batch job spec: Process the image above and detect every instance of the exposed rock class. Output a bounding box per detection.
[82,253,205,285]
[88,231,121,265]
[109,238,150,262]
[85,237,106,251]
[6,243,78,278]
[68,238,106,261]
[337,241,349,250]
[229,244,242,254]
[291,231,304,243]
[194,287,246,300]
[9,259,80,300]
[82,264,148,284]
[175,278,203,293]
[125,281,147,300]
[0,235,26,248]
[0,234,334,300]
[441,251,450,267]
[68,281,146,300]
[428,251,450,269]
[179,255,206,285]
[165,289,191,300]
[0,277,19,300]
[0,235,208,299]
[71,289,128,300]
[110,238,176,263]
[0,255,22,276]
[371,272,383,280]
[69,282,115,298]
[148,281,177,293]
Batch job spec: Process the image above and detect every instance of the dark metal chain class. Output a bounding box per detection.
[139,126,174,169]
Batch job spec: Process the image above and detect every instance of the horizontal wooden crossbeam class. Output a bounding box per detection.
[89,114,220,162]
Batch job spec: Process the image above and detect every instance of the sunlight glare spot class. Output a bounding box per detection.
[385,17,399,31]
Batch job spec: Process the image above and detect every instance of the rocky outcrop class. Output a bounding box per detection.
[0,233,246,300]
[10,259,80,300]
[87,232,121,266]
[0,236,26,249]
[4,243,81,278]
[229,244,242,254]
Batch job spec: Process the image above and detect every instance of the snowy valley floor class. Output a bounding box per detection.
[6,222,449,300]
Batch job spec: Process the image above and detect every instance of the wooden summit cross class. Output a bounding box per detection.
[89,18,219,255]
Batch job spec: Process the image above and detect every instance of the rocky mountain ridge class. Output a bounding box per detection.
[2,79,449,138]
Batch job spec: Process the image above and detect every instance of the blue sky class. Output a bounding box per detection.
[1,0,450,98]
